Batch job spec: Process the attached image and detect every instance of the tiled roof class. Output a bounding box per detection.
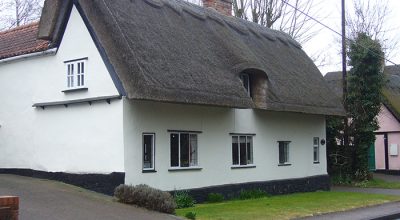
[0,22,50,60]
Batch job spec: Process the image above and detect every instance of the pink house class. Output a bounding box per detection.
[325,65,400,172]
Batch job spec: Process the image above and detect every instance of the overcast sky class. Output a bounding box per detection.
[302,0,400,74]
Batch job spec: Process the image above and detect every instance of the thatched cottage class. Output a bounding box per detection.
[325,66,400,174]
[0,0,344,199]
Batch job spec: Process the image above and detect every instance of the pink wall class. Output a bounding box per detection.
[376,105,400,132]
[375,105,400,170]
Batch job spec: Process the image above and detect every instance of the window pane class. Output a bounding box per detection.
[180,133,190,167]
[239,136,247,165]
[247,136,253,164]
[143,135,153,169]
[190,134,197,166]
[314,137,319,146]
[240,74,250,95]
[170,133,179,167]
[279,142,285,164]
[78,73,81,86]
[78,62,81,74]
[232,136,239,165]
[81,62,84,73]
[81,74,85,86]
[71,64,74,87]
[284,143,289,163]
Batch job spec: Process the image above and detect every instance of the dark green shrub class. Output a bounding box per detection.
[207,193,224,203]
[174,191,195,208]
[114,184,176,214]
[238,189,268,200]
[185,211,196,220]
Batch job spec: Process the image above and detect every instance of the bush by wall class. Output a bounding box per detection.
[238,189,269,200]
[206,193,224,203]
[174,191,195,208]
[114,184,176,214]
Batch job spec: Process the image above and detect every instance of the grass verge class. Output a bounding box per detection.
[357,178,400,189]
[176,191,400,220]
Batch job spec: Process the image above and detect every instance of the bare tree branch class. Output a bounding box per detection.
[0,0,43,31]
[346,0,399,61]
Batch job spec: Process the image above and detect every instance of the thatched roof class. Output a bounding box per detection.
[325,65,400,121]
[37,0,345,116]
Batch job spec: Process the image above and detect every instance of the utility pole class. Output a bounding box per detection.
[341,0,351,167]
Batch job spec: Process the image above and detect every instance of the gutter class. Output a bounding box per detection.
[0,48,58,65]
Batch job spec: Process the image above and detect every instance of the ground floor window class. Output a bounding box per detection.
[170,133,198,167]
[232,135,253,166]
[143,133,155,170]
[278,141,290,165]
[313,137,320,163]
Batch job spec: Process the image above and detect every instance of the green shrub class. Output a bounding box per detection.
[174,191,195,208]
[114,184,176,214]
[238,189,268,200]
[207,193,224,203]
[185,211,196,220]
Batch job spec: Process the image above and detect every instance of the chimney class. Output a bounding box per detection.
[202,0,232,16]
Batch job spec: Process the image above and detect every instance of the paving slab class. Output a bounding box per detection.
[0,174,181,220]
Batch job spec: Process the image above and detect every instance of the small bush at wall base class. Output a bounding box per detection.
[207,193,224,203]
[239,189,269,200]
[114,184,176,214]
[174,191,195,208]
[185,211,196,220]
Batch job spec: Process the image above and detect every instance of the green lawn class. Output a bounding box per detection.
[361,178,400,189]
[176,191,400,220]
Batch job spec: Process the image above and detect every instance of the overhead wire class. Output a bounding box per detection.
[282,0,398,66]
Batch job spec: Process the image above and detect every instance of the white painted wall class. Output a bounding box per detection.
[124,99,327,191]
[0,6,124,173]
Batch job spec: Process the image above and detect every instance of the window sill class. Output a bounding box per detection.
[231,165,256,169]
[168,167,202,172]
[62,87,88,93]
[278,163,292,166]
[142,170,157,173]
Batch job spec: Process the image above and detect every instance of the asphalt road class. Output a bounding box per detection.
[301,201,400,220]
[0,174,180,220]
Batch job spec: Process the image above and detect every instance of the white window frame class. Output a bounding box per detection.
[64,58,88,90]
[278,141,290,165]
[169,132,199,168]
[313,137,320,163]
[239,73,251,96]
[142,133,155,171]
[231,135,254,167]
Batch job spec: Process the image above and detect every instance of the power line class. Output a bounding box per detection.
[282,0,398,66]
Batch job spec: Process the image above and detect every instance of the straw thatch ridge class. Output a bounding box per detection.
[324,65,400,122]
[38,0,345,116]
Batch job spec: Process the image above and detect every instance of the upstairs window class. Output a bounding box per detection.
[64,58,87,89]
[278,141,290,165]
[170,132,198,168]
[240,73,251,97]
[232,135,253,166]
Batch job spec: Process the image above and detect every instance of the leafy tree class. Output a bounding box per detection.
[346,32,384,179]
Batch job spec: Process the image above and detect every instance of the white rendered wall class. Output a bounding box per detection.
[124,100,327,191]
[0,6,124,173]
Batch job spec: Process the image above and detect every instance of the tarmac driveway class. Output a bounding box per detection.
[0,174,180,220]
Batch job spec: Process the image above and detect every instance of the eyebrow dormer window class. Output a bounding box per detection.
[240,73,251,97]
